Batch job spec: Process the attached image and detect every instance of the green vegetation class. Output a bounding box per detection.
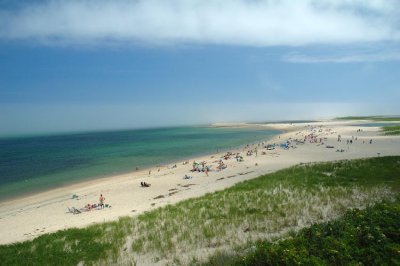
[0,218,130,266]
[206,198,400,265]
[382,125,400,136]
[0,157,399,265]
[336,116,400,121]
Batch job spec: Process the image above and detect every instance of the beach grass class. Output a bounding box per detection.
[382,125,400,136]
[205,198,400,265]
[0,156,399,265]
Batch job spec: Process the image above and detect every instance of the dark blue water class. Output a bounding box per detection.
[0,126,280,200]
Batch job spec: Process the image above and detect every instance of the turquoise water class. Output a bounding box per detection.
[0,126,280,201]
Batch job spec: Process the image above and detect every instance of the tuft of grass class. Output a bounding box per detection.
[0,157,399,265]
[382,125,400,135]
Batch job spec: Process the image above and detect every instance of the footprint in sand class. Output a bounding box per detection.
[153,195,165,199]
[181,183,196,188]
[239,171,254,176]
[169,191,179,196]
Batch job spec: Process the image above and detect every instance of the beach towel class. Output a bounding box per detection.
[68,207,81,214]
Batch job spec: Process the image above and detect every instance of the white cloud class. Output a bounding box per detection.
[0,0,399,47]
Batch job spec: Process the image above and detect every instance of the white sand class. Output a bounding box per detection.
[1,120,399,245]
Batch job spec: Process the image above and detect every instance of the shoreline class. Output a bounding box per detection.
[0,126,281,203]
[1,120,399,245]
[0,130,284,210]
[0,129,282,203]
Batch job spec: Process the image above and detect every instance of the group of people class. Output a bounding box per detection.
[338,133,373,145]
[140,181,151,187]
[69,194,106,214]
[235,153,244,161]
[191,161,211,174]
[223,152,234,160]
[216,160,227,171]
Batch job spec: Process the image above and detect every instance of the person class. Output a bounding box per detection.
[141,181,151,187]
[99,194,105,208]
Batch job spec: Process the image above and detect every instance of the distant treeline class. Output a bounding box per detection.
[336,116,400,121]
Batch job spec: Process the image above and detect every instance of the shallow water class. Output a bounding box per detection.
[0,126,280,200]
[353,123,400,127]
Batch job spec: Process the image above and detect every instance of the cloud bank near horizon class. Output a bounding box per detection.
[1,0,399,47]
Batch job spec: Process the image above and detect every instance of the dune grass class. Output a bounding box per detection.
[382,125,400,136]
[0,156,399,265]
[205,198,400,265]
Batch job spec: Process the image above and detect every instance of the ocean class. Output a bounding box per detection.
[0,126,280,201]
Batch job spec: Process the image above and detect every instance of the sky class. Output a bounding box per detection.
[0,0,399,136]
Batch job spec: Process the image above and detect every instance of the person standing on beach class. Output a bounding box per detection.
[99,194,105,208]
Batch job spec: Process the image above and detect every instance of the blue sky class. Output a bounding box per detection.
[1,0,400,136]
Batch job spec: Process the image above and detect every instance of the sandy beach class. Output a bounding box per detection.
[1,120,399,245]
